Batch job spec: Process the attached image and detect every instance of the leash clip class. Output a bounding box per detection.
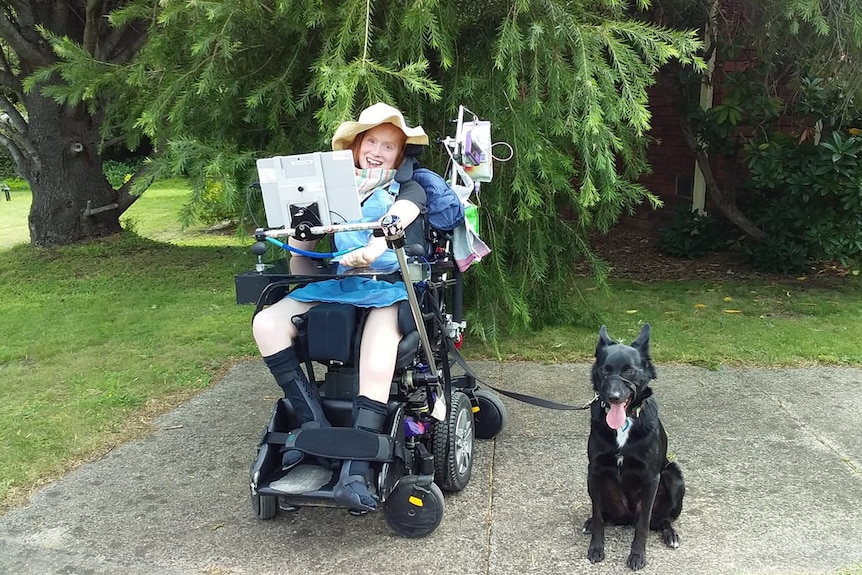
[583,392,599,410]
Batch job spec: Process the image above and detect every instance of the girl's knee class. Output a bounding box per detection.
[252,308,282,342]
[252,301,300,343]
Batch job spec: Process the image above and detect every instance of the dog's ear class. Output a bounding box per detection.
[596,325,614,356]
[631,323,651,352]
[631,323,657,380]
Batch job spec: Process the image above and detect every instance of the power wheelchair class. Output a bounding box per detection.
[234,177,507,538]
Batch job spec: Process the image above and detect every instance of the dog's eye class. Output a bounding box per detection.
[602,365,611,375]
[625,368,637,377]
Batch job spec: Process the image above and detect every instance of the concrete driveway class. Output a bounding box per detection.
[1,361,861,574]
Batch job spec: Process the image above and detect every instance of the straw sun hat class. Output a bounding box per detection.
[331,102,429,151]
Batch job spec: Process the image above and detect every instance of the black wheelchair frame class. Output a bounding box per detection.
[236,217,507,538]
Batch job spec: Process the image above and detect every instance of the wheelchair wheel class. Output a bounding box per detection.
[384,481,446,538]
[432,390,474,492]
[251,492,277,520]
[473,388,507,439]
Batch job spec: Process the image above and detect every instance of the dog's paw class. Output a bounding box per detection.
[582,518,592,534]
[626,551,646,571]
[662,527,680,549]
[587,545,605,563]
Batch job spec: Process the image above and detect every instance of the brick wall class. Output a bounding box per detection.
[625,71,698,230]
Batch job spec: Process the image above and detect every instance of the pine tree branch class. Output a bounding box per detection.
[51,0,71,32]
[6,0,35,28]
[0,44,13,75]
[0,68,22,94]
[0,10,52,67]
[0,92,40,169]
[0,93,28,133]
[115,166,155,214]
[102,24,148,64]
[0,131,28,175]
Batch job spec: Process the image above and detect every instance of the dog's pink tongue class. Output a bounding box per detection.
[606,403,627,430]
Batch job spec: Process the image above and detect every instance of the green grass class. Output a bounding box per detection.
[0,178,33,249]
[0,180,257,509]
[491,278,862,367]
[122,178,246,247]
[1,178,861,511]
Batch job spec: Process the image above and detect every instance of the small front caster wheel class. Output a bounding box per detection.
[251,492,277,520]
[473,388,507,439]
[384,480,446,538]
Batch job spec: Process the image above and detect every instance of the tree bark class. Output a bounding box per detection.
[24,89,122,247]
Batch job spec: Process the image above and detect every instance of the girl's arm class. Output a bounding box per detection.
[358,199,420,263]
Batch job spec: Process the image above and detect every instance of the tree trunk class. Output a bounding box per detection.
[679,118,766,240]
[24,91,122,247]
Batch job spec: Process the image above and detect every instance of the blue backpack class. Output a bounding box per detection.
[412,167,465,231]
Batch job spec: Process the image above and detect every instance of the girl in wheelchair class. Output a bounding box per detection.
[251,103,430,513]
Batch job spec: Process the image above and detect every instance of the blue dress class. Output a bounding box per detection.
[287,184,408,308]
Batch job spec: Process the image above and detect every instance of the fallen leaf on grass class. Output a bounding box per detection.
[625,309,638,314]
[723,309,742,314]
[694,303,707,309]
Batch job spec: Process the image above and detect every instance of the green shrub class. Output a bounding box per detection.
[178,178,236,228]
[738,235,811,274]
[658,204,729,259]
[0,146,19,179]
[103,158,143,189]
[741,130,862,272]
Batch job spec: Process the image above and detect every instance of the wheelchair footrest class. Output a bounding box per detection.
[268,464,335,495]
[266,428,394,462]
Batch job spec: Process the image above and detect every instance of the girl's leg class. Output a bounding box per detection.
[335,304,401,511]
[254,298,325,469]
[357,304,401,402]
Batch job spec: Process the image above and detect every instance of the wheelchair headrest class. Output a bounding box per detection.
[404,143,425,158]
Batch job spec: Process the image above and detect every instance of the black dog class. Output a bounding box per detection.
[583,324,685,570]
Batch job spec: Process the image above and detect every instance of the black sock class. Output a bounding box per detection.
[263,347,302,383]
[346,396,388,478]
[352,396,388,432]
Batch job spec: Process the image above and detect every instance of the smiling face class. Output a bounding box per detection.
[354,123,407,170]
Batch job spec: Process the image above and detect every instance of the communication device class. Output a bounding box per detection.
[257,151,360,229]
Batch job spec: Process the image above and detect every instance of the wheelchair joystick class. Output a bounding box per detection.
[250,239,269,273]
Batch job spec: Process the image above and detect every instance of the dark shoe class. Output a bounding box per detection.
[333,462,377,512]
[281,448,304,470]
[332,396,388,511]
